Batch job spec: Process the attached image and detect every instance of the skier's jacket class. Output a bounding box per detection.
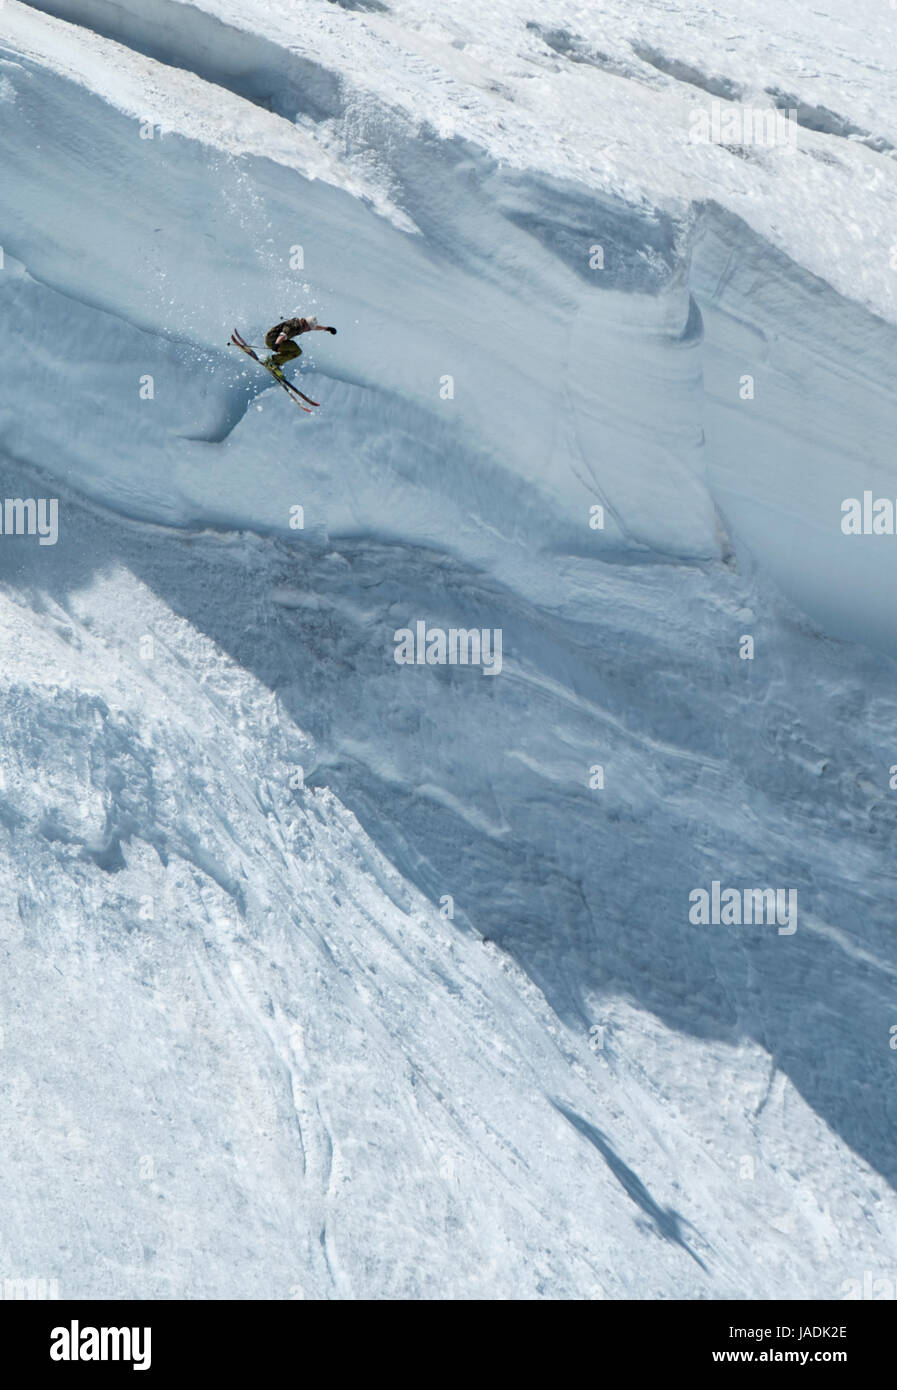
[266,317,315,346]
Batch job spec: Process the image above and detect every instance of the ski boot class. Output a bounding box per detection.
[264,356,288,382]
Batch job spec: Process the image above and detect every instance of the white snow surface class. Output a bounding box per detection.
[0,0,896,1298]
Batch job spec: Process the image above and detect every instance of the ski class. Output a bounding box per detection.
[229,331,312,411]
[281,378,320,409]
[230,331,309,411]
[229,330,318,411]
[266,361,320,409]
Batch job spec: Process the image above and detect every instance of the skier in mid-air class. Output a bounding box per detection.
[264,315,337,370]
[229,315,337,413]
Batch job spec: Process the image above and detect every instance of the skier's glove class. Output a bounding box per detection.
[329,327,337,335]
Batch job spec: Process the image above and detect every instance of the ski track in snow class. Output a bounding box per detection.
[0,0,895,1299]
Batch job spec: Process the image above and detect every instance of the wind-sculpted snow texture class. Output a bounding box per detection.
[0,0,896,1299]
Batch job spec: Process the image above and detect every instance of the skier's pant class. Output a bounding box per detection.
[264,329,303,368]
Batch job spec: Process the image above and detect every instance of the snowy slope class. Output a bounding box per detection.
[0,0,896,1299]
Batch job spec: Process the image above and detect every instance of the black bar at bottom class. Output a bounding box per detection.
[0,1298,887,1374]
